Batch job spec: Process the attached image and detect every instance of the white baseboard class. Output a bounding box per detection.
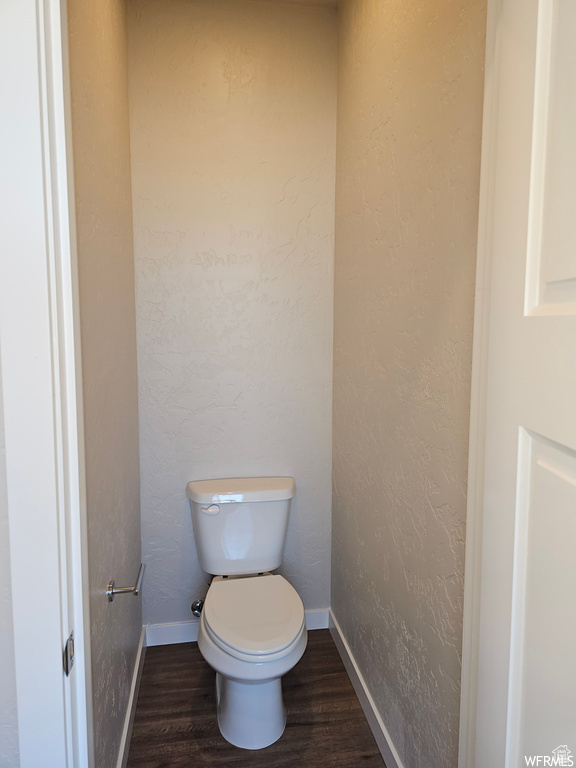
[304,608,330,630]
[116,627,147,768]
[145,608,330,647]
[146,620,199,646]
[329,610,404,768]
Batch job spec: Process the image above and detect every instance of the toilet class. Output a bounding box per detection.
[186,476,307,750]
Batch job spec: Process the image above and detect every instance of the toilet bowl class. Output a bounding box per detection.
[187,476,306,749]
[197,573,307,749]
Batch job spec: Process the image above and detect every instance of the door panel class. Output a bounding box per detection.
[508,431,576,764]
[474,0,576,764]
[526,0,576,314]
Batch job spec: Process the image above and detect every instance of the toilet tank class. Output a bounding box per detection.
[186,477,295,576]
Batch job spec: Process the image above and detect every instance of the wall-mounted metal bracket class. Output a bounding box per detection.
[107,563,145,602]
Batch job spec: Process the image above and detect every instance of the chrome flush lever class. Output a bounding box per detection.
[201,504,220,515]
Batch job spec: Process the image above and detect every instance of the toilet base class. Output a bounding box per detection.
[216,672,286,750]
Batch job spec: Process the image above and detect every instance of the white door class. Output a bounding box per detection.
[465,0,576,765]
[0,1,92,766]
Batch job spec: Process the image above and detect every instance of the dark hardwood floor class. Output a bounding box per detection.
[127,629,386,767]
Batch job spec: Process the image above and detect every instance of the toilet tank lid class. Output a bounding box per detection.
[186,476,295,504]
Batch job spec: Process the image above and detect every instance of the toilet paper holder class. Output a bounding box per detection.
[107,563,145,602]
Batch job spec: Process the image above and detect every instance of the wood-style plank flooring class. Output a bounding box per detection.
[127,629,386,767]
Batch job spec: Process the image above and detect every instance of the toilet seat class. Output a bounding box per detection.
[203,574,305,662]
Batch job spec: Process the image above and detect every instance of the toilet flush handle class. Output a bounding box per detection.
[201,504,220,515]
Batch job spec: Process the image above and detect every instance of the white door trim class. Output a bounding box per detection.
[0,1,92,765]
[458,0,503,765]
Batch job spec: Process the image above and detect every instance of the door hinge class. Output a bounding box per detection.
[63,631,75,677]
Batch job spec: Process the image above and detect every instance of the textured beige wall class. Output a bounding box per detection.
[68,1,142,765]
[127,0,336,626]
[255,0,337,5]
[0,359,19,768]
[332,2,486,767]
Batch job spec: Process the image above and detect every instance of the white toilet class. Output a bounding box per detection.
[186,476,307,750]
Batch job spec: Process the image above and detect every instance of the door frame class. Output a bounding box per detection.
[458,0,506,764]
[458,0,501,763]
[0,0,93,765]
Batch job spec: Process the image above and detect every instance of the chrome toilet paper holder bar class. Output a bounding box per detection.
[107,563,145,602]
